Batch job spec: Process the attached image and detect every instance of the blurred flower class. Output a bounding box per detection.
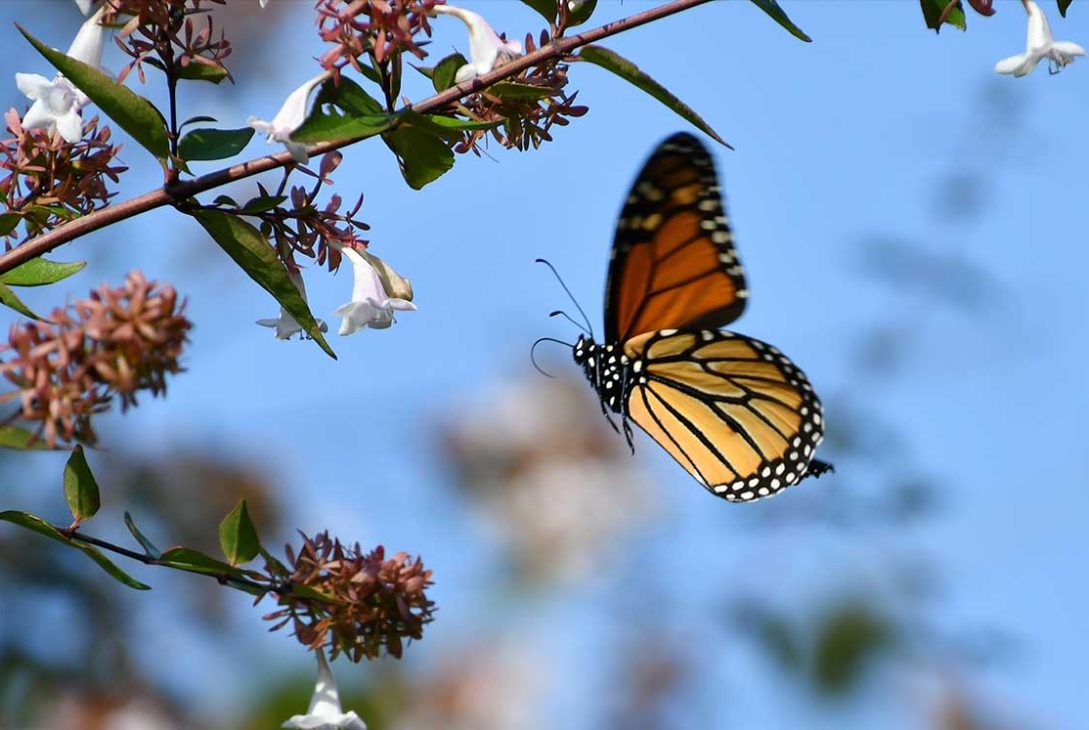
[249,71,332,163]
[283,649,367,730]
[260,0,269,7]
[431,5,523,83]
[442,376,653,584]
[75,0,97,13]
[995,0,1084,77]
[316,0,440,70]
[0,271,190,446]
[15,4,109,143]
[263,532,436,662]
[256,268,327,340]
[333,245,415,336]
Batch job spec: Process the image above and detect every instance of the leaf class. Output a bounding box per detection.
[568,0,598,26]
[0,257,85,287]
[63,445,100,523]
[314,76,385,117]
[425,116,502,132]
[292,112,393,145]
[488,82,554,101]
[219,499,260,566]
[177,127,255,162]
[0,213,21,237]
[0,511,150,589]
[919,0,967,31]
[124,511,162,559]
[383,124,455,190]
[159,546,248,577]
[181,115,218,129]
[1059,0,1073,16]
[18,25,170,160]
[749,0,812,42]
[175,62,230,85]
[578,46,730,148]
[432,53,468,92]
[191,209,336,358]
[0,425,51,450]
[240,194,288,214]
[0,280,42,320]
[520,0,556,22]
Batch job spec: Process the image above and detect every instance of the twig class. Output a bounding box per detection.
[0,0,714,275]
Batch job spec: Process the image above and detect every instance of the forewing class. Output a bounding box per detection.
[604,133,747,343]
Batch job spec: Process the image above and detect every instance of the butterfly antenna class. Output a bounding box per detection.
[535,258,594,338]
[549,310,590,336]
[531,336,573,378]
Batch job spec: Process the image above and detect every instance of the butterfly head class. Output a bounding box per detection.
[572,334,594,365]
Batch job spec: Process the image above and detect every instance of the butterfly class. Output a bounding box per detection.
[543,133,831,503]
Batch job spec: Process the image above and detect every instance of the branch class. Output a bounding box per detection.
[0,0,714,275]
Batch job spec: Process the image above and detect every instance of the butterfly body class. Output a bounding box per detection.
[562,132,830,503]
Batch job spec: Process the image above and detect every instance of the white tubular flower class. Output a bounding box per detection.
[333,245,416,336]
[256,268,327,340]
[16,4,109,143]
[248,71,332,164]
[260,0,268,6]
[996,0,1084,77]
[74,0,97,14]
[431,5,523,84]
[283,649,367,730]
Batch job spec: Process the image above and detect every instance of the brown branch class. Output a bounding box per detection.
[0,0,714,275]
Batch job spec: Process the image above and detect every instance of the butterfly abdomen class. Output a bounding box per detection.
[573,335,642,415]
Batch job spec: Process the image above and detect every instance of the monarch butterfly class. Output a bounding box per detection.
[542,133,831,502]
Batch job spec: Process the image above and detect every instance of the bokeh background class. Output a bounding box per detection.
[2,1,1088,728]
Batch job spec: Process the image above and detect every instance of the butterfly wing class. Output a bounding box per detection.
[604,133,747,344]
[623,329,824,502]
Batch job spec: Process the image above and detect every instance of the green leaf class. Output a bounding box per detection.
[432,53,468,92]
[749,0,812,42]
[0,257,85,287]
[488,81,554,101]
[63,445,100,523]
[578,46,730,148]
[919,0,967,31]
[425,116,502,132]
[218,499,260,566]
[178,127,255,162]
[520,0,556,22]
[159,546,247,576]
[383,124,455,190]
[567,0,597,26]
[18,25,170,160]
[240,194,288,214]
[0,425,51,450]
[175,62,230,85]
[0,280,42,320]
[292,112,393,145]
[0,213,21,237]
[1059,0,1073,16]
[181,115,218,129]
[124,511,162,559]
[0,511,150,589]
[191,209,336,358]
[314,76,386,117]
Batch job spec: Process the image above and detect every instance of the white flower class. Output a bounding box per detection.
[283,650,367,730]
[431,5,523,84]
[996,0,1084,77]
[256,268,327,340]
[248,71,331,164]
[74,0,97,14]
[259,0,268,6]
[16,5,109,143]
[333,245,416,336]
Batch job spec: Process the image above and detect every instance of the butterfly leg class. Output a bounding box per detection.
[809,459,835,478]
[622,416,635,455]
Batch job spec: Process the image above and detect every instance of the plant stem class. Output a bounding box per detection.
[0,0,714,275]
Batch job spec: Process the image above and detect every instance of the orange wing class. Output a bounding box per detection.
[623,329,824,503]
[604,133,747,343]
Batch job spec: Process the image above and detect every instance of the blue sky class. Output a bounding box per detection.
[3,1,1089,726]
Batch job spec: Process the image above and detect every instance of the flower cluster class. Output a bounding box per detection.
[263,531,436,662]
[105,0,232,85]
[0,271,190,446]
[316,0,443,74]
[440,26,586,153]
[0,110,125,245]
